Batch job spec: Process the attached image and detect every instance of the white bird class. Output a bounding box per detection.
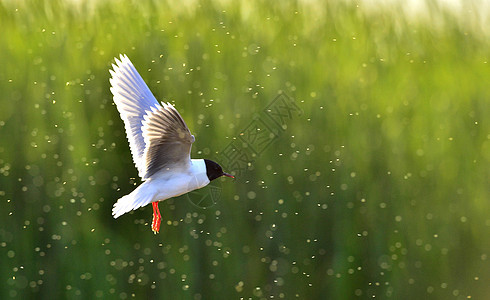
[109,54,234,234]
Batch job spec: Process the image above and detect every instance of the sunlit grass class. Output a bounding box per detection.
[0,0,489,299]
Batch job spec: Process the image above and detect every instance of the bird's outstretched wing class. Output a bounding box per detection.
[141,102,195,179]
[109,54,194,180]
[109,54,159,178]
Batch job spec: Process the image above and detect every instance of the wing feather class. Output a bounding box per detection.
[141,103,194,180]
[109,54,160,178]
[110,54,194,180]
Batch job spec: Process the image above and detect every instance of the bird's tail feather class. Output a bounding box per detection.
[112,184,154,219]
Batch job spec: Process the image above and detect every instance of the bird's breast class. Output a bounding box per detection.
[151,168,210,201]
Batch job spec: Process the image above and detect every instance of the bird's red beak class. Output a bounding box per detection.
[223,172,235,179]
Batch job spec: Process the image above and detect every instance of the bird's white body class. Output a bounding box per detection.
[112,159,209,218]
[109,54,233,233]
[109,54,213,221]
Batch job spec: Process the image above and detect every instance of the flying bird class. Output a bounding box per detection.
[109,54,234,234]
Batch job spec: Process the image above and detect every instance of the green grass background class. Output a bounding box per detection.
[0,0,489,299]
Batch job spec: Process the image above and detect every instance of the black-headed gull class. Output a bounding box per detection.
[109,54,234,234]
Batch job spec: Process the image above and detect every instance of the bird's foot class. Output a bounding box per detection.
[151,202,161,234]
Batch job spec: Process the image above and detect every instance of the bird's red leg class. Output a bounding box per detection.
[151,202,161,234]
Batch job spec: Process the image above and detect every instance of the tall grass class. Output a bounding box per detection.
[0,0,489,298]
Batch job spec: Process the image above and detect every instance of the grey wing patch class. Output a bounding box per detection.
[142,102,195,179]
